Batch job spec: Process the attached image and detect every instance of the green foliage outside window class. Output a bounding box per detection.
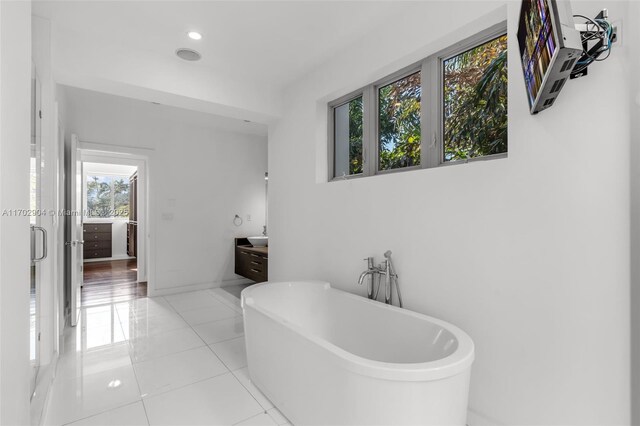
[348,97,363,175]
[113,178,130,217]
[87,175,129,218]
[444,35,508,161]
[378,72,421,170]
[87,176,112,217]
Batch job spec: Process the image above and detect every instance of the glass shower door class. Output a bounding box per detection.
[29,64,44,397]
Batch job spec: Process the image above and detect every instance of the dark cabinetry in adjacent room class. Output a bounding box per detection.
[83,223,113,259]
[127,223,137,257]
[127,172,138,257]
[235,238,268,283]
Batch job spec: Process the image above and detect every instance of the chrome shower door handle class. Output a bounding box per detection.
[32,226,47,262]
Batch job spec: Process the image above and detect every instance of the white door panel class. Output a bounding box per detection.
[68,134,83,327]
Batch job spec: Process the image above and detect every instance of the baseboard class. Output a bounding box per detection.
[219,278,254,288]
[83,255,136,263]
[150,277,253,297]
[467,408,502,426]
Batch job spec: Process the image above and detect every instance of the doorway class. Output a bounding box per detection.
[65,140,151,323]
[82,259,145,307]
[81,162,144,306]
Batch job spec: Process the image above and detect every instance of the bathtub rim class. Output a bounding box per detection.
[242,280,474,382]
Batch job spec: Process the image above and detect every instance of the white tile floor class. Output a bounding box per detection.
[44,288,291,426]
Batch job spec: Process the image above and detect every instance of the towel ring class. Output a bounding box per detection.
[233,214,243,226]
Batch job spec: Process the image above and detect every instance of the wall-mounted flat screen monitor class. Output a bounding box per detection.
[517,0,583,114]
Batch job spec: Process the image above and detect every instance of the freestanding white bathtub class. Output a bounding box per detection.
[241,281,474,425]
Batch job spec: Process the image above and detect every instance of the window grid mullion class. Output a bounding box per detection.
[362,87,371,176]
[420,59,430,169]
[364,86,376,177]
[327,104,335,180]
[111,178,115,214]
[431,56,442,168]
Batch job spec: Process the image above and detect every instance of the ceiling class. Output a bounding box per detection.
[34,1,398,89]
[33,1,406,123]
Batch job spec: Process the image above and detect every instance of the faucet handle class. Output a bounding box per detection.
[363,257,374,268]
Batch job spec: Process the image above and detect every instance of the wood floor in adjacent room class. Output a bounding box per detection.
[82,259,147,307]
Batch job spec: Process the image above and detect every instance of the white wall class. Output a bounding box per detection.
[0,1,32,424]
[61,86,268,294]
[268,1,631,424]
[112,221,128,259]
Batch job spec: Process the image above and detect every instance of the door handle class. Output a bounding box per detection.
[31,226,47,262]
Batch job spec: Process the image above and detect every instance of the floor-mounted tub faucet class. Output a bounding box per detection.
[357,252,403,308]
[357,257,376,300]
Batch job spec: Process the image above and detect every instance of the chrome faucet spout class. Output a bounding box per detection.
[358,257,377,299]
[357,270,373,286]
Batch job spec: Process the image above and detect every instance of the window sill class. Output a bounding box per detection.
[329,153,507,182]
[439,152,508,167]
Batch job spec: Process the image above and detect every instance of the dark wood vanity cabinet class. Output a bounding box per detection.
[129,172,137,222]
[235,238,268,283]
[83,223,113,259]
[127,223,137,257]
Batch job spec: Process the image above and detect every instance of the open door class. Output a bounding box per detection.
[66,134,83,326]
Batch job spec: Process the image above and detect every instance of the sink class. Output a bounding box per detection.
[248,236,268,247]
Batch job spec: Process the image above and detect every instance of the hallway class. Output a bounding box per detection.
[44,288,288,426]
[82,260,146,307]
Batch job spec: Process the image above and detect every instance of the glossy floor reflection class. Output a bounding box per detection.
[44,288,290,426]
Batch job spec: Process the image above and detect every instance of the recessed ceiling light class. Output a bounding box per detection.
[188,31,202,40]
[176,48,201,61]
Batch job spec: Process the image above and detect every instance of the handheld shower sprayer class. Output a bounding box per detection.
[383,251,403,308]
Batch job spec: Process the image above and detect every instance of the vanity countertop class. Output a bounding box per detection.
[237,245,268,255]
